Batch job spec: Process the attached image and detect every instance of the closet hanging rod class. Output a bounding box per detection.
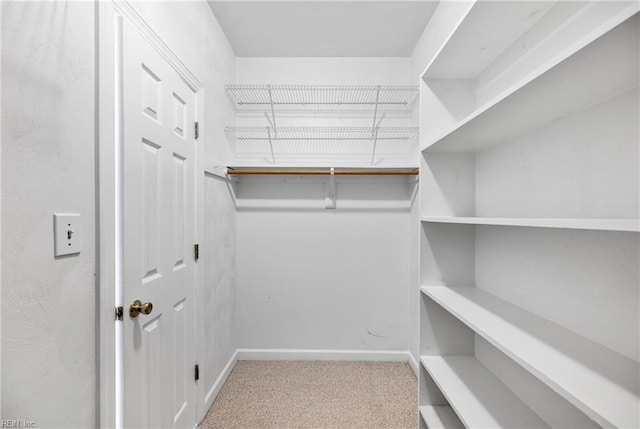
[227,168,419,176]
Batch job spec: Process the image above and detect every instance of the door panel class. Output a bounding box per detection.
[122,19,196,429]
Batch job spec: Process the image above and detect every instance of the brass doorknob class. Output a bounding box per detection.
[129,300,153,318]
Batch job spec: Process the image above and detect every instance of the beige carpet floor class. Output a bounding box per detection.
[201,361,417,429]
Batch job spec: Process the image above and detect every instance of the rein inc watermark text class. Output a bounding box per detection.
[1,421,35,428]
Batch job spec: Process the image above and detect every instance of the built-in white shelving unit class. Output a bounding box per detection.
[418,406,463,429]
[225,85,419,167]
[421,356,549,428]
[422,286,639,428]
[418,2,639,428]
[422,74,637,153]
[422,217,640,232]
[420,1,639,152]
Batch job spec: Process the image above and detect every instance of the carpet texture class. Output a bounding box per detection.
[201,361,417,429]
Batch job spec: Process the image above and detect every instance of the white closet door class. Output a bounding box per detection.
[122,18,197,429]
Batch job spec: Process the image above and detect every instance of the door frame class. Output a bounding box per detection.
[97,2,205,427]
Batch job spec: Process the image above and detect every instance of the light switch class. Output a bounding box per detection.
[54,214,82,256]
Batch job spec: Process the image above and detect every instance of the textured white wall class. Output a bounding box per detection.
[236,57,412,85]
[236,178,412,352]
[201,174,237,409]
[234,58,414,354]
[236,211,410,350]
[2,1,237,426]
[1,2,97,427]
[0,0,3,414]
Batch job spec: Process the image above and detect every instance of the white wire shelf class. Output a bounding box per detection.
[224,84,418,165]
[226,126,418,141]
[226,126,419,165]
[226,85,419,110]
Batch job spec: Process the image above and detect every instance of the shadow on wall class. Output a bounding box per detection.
[231,175,418,212]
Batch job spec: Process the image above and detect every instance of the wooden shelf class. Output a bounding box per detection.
[421,216,640,232]
[421,285,640,428]
[421,7,639,153]
[418,406,463,429]
[420,356,548,428]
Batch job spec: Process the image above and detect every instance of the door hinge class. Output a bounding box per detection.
[115,306,124,321]
[194,243,199,261]
[194,122,199,140]
[194,364,200,381]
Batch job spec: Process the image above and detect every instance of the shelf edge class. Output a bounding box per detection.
[420,216,640,232]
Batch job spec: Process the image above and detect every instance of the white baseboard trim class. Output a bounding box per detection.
[203,350,239,406]
[407,353,419,378]
[236,348,413,363]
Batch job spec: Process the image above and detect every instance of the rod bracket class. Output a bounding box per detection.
[325,167,336,209]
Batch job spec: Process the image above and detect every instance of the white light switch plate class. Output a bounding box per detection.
[54,214,82,256]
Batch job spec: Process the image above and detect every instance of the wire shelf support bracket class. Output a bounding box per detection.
[266,127,276,165]
[267,84,278,137]
[371,127,380,165]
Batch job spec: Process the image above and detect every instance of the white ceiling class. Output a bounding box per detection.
[207,1,438,57]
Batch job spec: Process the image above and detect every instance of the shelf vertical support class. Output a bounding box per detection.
[371,86,381,165]
[263,112,275,129]
[267,84,277,138]
[266,127,276,165]
[371,86,381,136]
[371,128,379,165]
